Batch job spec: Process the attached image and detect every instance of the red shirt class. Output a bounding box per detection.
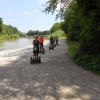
[39,37,44,43]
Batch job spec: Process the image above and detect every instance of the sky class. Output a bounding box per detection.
[0,0,61,33]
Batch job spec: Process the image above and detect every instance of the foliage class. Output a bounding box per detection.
[66,40,79,59]
[76,0,100,55]
[0,34,19,39]
[61,2,81,41]
[50,22,61,33]
[46,30,66,39]
[67,40,100,74]
[0,18,3,33]
[43,0,74,20]
[27,30,50,36]
[43,0,100,73]
[0,24,22,39]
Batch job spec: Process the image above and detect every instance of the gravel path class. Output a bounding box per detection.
[0,39,100,100]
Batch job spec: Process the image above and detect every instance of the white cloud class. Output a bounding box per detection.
[32,10,38,13]
[19,20,22,23]
[23,11,30,15]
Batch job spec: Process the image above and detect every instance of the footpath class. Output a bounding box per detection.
[0,39,100,100]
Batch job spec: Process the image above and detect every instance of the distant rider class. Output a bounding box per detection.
[50,36,54,46]
[39,35,44,51]
[53,37,56,46]
[55,36,58,44]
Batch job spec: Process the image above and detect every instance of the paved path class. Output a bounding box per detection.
[0,39,100,100]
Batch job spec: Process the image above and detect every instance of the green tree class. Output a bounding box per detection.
[61,2,81,41]
[0,18,3,34]
[0,24,21,39]
[50,22,61,33]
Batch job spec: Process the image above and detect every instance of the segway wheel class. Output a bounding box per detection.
[49,47,50,50]
[39,56,41,63]
[30,57,33,64]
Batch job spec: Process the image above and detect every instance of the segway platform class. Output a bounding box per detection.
[54,44,56,47]
[49,44,54,50]
[56,43,59,45]
[30,56,41,64]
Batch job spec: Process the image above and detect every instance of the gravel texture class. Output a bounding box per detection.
[0,39,100,100]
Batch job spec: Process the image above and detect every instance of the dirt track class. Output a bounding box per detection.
[0,39,100,100]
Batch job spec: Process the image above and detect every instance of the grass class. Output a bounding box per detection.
[66,40,79,59]
[66,40,100,75]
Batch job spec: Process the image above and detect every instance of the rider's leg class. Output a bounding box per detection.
[40,43,42,50]
[41,43,43,49]
[36,46,39,58]
[36,53,38,57]
[57,40,58,44]
[34,53,36,59]
[33,48,34,57]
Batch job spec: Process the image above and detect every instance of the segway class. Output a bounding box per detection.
[30,56,41,64]
[56,43,59,45]
[49,43,54,50]
[39,48,45,54]
[53,43,56,47]
[39,44,45,54]
[56,40,59,45]
[30,46,41,64]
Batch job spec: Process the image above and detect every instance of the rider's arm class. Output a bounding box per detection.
[33,40,35,45]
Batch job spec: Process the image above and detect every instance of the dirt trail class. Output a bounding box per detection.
[0,39,100,100]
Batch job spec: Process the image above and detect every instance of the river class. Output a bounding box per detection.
[0,38,33,51]
[0,38,49,58]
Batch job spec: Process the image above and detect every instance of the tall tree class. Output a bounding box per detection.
[43,0,100,54]
[50,22,61,33]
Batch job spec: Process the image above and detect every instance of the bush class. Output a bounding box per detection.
[46,30,66,39]
[67,40,100,74]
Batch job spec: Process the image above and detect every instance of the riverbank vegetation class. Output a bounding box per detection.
[46,22,66,39]
[27,22,66,39]
[0,18,26,40]
[27,30,50,36]
[43,0,100,74]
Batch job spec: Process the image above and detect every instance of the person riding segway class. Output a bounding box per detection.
[30,36,41,64]
[49,36,54,50]
[53,37,56,47]
[55,36,59,45]
[39,35,45,54]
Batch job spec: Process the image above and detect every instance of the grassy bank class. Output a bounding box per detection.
[0,34,19,40]
[67,40,100,75]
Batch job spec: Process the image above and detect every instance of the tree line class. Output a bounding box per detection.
[0,18,26,40]
[44,0,100,74]
[27,30,50,36]
[26,22,66,38]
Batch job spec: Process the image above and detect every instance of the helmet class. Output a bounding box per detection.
[35,35,38,38]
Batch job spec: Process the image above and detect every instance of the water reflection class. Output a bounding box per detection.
[0,38,33,51]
